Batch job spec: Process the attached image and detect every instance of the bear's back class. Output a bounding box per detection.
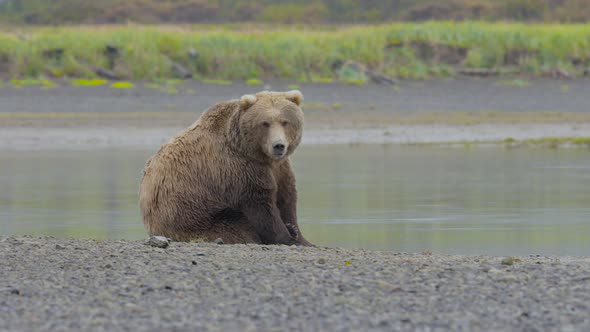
[143,99,240,178]
[192,100,239,135]
[139,100,242,229]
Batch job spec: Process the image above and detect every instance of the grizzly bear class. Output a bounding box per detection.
[139,90,312,246]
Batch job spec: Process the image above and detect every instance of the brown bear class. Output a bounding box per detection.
[139,90,312,246]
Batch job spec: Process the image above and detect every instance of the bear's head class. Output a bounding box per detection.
[231,90,304,163]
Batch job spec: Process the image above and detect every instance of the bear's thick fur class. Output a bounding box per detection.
[139,90,311,246]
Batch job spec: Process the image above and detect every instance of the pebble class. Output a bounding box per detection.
[145,236,170,248]
[502,257,521,266]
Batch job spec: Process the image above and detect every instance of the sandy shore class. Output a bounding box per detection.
[1,236,589,331]
[0,123,589,150]
[1,79,590,149]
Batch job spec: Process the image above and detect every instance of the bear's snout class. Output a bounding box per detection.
[273,142,286,155]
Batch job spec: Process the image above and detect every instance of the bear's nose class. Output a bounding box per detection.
[273,143,286,154]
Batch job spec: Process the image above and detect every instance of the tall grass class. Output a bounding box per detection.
[1,22,589,81]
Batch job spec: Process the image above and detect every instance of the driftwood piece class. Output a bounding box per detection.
[366,69,398,85]
[333,59,396,85]
[163,55,192,79]
[90,65,120,80]
[549,68,573,80]
[172,62,192,79]
[75,58,121,80]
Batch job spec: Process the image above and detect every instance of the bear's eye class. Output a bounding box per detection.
[261,121,270,128]
[281,121,289,127]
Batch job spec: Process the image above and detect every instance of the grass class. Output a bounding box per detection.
[110,81,134,89]
[72,78,108,86]
[246,78,263,85]
[0,22,589,82]
[395,111,590,125]
[399,136,590,149]
[512,136,590,148]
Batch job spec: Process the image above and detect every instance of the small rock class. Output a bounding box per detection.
[196,252,206,256]
[141,287,155,295]
[191,260,197,265]
[145,236,170,248]
[10,289,22,296]
[376,280,399,291]
[502,257,520,266]
[55,244,66,250]
[214,238,224,245]
[316,258,326,265]
[500,275,518,283]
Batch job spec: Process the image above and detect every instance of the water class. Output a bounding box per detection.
[1,145,589,256]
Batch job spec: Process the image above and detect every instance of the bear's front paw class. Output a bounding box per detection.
[275,231,296,246]
[296,237,314,247]
[285,223,299,239]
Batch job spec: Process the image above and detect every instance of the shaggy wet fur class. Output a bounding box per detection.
[139,90,311,246]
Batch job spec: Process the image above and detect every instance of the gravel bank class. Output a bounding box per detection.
[2,236,589,331]
[2,79,590,150]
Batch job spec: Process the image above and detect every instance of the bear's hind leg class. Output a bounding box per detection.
[205,222,261,244]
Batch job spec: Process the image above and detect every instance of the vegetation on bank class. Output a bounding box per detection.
[0,23,590,81]
[2,0,590,24]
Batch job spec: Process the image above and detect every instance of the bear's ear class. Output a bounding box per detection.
[284,90,303,106]
[239,94,257,111]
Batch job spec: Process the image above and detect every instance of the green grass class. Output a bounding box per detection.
[516,136,590,148]
[402,136,590,149]
[110,81,134,89]
[71,78,108,86]
[496,136,590,148]
[246,78,263,85]
[1,22,590,81]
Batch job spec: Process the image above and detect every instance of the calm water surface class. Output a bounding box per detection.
[1,145,589,255]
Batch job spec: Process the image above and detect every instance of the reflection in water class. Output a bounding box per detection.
[0,146,588,255]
